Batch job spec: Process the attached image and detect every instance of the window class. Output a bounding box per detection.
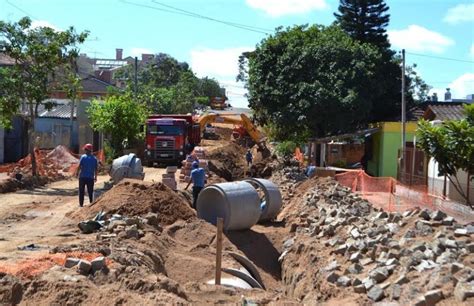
[147,125,183,136]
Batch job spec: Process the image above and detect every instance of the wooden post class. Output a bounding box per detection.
[215,218,224,285]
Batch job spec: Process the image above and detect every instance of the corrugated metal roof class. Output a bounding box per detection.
[38,104,76,119]
[424,104,466,121]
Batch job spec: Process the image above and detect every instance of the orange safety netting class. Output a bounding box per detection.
[335,170,474,224]
[0,252,109,279]
[1,146,105,178]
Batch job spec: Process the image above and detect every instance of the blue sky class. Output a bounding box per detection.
[1,0,473,108]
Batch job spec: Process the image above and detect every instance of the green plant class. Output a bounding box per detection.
[276,140,298,158]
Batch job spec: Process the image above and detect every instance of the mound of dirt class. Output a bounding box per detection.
[207,144,246,181]
[71,180,195,225]
[46,145,79,171]
[0,176,50,194]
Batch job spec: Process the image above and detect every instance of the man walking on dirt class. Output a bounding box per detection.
[77,143,98,207]
[185,161,205,209]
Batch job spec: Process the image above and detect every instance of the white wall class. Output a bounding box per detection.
[427,157,474,204]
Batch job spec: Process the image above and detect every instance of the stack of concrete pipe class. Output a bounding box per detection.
[196,178,282,231]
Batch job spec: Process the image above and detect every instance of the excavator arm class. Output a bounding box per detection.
[197,113,270,158]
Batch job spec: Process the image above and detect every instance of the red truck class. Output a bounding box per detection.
[144,114,201,166]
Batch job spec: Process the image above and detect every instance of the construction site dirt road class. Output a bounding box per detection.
[0,126,473,305]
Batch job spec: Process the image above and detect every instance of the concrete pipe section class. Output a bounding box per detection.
[110,153,145,184]
[196,181,261,231]
[244,178,282,222]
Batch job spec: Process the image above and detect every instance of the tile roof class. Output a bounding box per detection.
[81,76,113,93]
[424,104,466,121]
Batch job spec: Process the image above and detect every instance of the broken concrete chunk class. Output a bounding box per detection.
[430,210,447,221]
[345,263,363,275]
[424,289,444,305]
[351,228,361,239]
[64,257,80,268]
[326,272,340,283]
[350,252,363,263]
[352,278,362,286]
[454,228,469,237]
[369,267,390,283]
[454,281,474,302]
[91,256,106,272]
[419,209,431,221]
[412,296,427,306]
[450,262,465,274]
[467,243,474,253]
[354,284,366,293]
[391,284,402,300]
[442,216,454,226]
[367,285,385,301]
[337,276,352,287]
[77,259,92,274]
[395,274,409,285]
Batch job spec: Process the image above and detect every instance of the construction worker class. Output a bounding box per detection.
[77,143,98,207]
[185,161,206,209]
[245,149,253,167]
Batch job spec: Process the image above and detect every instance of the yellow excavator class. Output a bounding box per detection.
[198,113,270,158]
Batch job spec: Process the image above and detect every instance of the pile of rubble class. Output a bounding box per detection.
[279,177,474,304]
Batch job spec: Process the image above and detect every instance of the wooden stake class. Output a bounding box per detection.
[215,217,224,285]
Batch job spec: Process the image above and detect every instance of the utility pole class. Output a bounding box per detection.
[401,49,406,179]
[134,56,138,96]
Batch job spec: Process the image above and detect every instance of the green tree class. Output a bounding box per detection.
[0,17,88,175]
[334,0,419,120]
[417,104,474,207]
[239,25,380,140]
[87,94,148,156]
[334,0,391,51]
[116,52,218,113]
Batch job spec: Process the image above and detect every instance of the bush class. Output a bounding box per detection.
[276,140,297,158]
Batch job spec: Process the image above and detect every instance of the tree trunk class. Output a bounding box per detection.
[28,105,38,176]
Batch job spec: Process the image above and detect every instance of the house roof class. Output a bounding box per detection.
[424,103,466,121]
[38,103,76,119]
[81,76,112,93]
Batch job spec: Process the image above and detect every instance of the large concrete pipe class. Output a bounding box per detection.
[244,178,282,222]
[110,153,145,184]
[196,182,261,230]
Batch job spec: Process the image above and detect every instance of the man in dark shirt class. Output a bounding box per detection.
[185,161,206,209]
[77,143,98,207]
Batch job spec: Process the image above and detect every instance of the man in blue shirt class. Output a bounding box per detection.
[185,161,206,209]
[77,143,98,207]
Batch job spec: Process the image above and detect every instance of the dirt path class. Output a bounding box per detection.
[0,167,173,262]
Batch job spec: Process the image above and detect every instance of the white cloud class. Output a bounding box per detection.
[245,0,327,17]
[449,73,474,99]
[129,48,153,57]
[388,25,454,53]
[190,47,253,78]
[443,4,474,24]
[30,20,61,31]
[190,47,253,108]
[429,73,474,100]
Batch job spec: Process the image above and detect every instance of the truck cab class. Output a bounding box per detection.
[144,115,200,166]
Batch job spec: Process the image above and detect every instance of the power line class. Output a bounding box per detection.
[151,0,273,33]
[120,0,271,35]
[5,0,38,19]
[406,51,474,64]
